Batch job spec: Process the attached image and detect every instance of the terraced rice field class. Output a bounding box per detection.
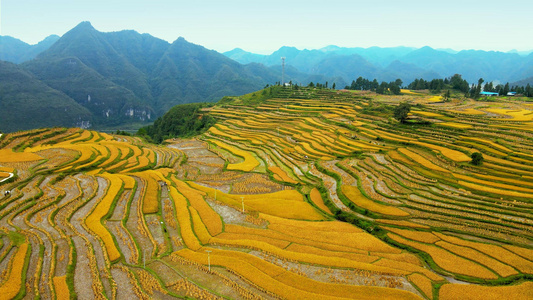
[0,87,532,299]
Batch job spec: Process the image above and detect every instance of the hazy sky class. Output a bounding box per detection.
[1,0,532,54]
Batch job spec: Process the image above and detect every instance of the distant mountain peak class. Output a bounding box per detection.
[74,21,95,30]
[279,45,298,50]
[57,21,98,41]
[41,34,60,42]
[418,46,436,51]
[320,45,341,52]
[227,47,245,53]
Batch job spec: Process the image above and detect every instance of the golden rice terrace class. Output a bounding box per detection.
[0,87,532,299]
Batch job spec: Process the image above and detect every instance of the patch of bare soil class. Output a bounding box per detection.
[125,178,154,262]
[36,148,78,170]
[107,221,136,264]
[162,257,270,300]
[169,139,225,176]
[145,214,167,257]
[24,234,41,299]
[109,190,131,220]
[72,236,96,300]
[309,164,349,212]
[111,266,138,300]
[161,187,184,252]
[196,171,288,196]
[0,246,15,281]
[54,238,69,277]
[248,250,423,298]
[70,176,113,298]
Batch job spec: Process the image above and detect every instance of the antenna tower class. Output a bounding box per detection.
[281,57,286,86]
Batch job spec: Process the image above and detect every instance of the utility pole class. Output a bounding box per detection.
[241,196,245,213]
[281,57,286,86]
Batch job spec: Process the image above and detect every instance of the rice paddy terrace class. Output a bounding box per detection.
[0,87,532,299]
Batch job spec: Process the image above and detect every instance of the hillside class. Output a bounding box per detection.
[1,87,532,299]
[0,35,60,63]
[0,61,92,132]
[3,22,533,133]
[2,22,299,132]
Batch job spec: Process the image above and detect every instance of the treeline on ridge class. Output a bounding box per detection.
[346,74,533,97]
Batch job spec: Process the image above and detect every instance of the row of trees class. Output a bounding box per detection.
[407,75,470,93]
[345,74,532,98]
[481,81,532,97]
[308,81,336,89]
[345,77,403,95]
[346,75,469,95]
[468,78,533,98]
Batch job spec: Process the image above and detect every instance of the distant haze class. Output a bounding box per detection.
[1,0,532,54]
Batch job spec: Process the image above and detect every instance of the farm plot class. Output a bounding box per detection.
[1,87,533,299]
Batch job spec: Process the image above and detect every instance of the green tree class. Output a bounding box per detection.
[393,102,411,123]
[332,82,336,89]
[473,78,484,99]
[471,152,484,165]
[450,74,469,93]
[484,81,494,92]
[376,82,391,94]
[395,79,403,87]
[389,82,401,95]
[443,90,451,102]
[503,82,510,95]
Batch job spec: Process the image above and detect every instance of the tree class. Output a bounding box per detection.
[395,79,403,87]
[389,82,401,95]
[450,74,469,93]
[393,102,411,123]
[443,90,451,102]
[502,82,510,96]
[471,152,484,165]
[472,78,484,99]
[484,81,494,92]
[376,82,388,94]
[332,82,336,90]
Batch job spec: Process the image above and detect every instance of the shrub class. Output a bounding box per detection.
[471,152,484,165]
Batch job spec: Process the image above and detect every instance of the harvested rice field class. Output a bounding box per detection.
[0,87,532,299]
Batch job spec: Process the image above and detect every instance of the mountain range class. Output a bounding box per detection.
[0,22,329,132]
[224,46,533,85]
[1,21,532,133]
[0,35,60,63]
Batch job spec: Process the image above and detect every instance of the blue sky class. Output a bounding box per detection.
[1,0,532,54]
